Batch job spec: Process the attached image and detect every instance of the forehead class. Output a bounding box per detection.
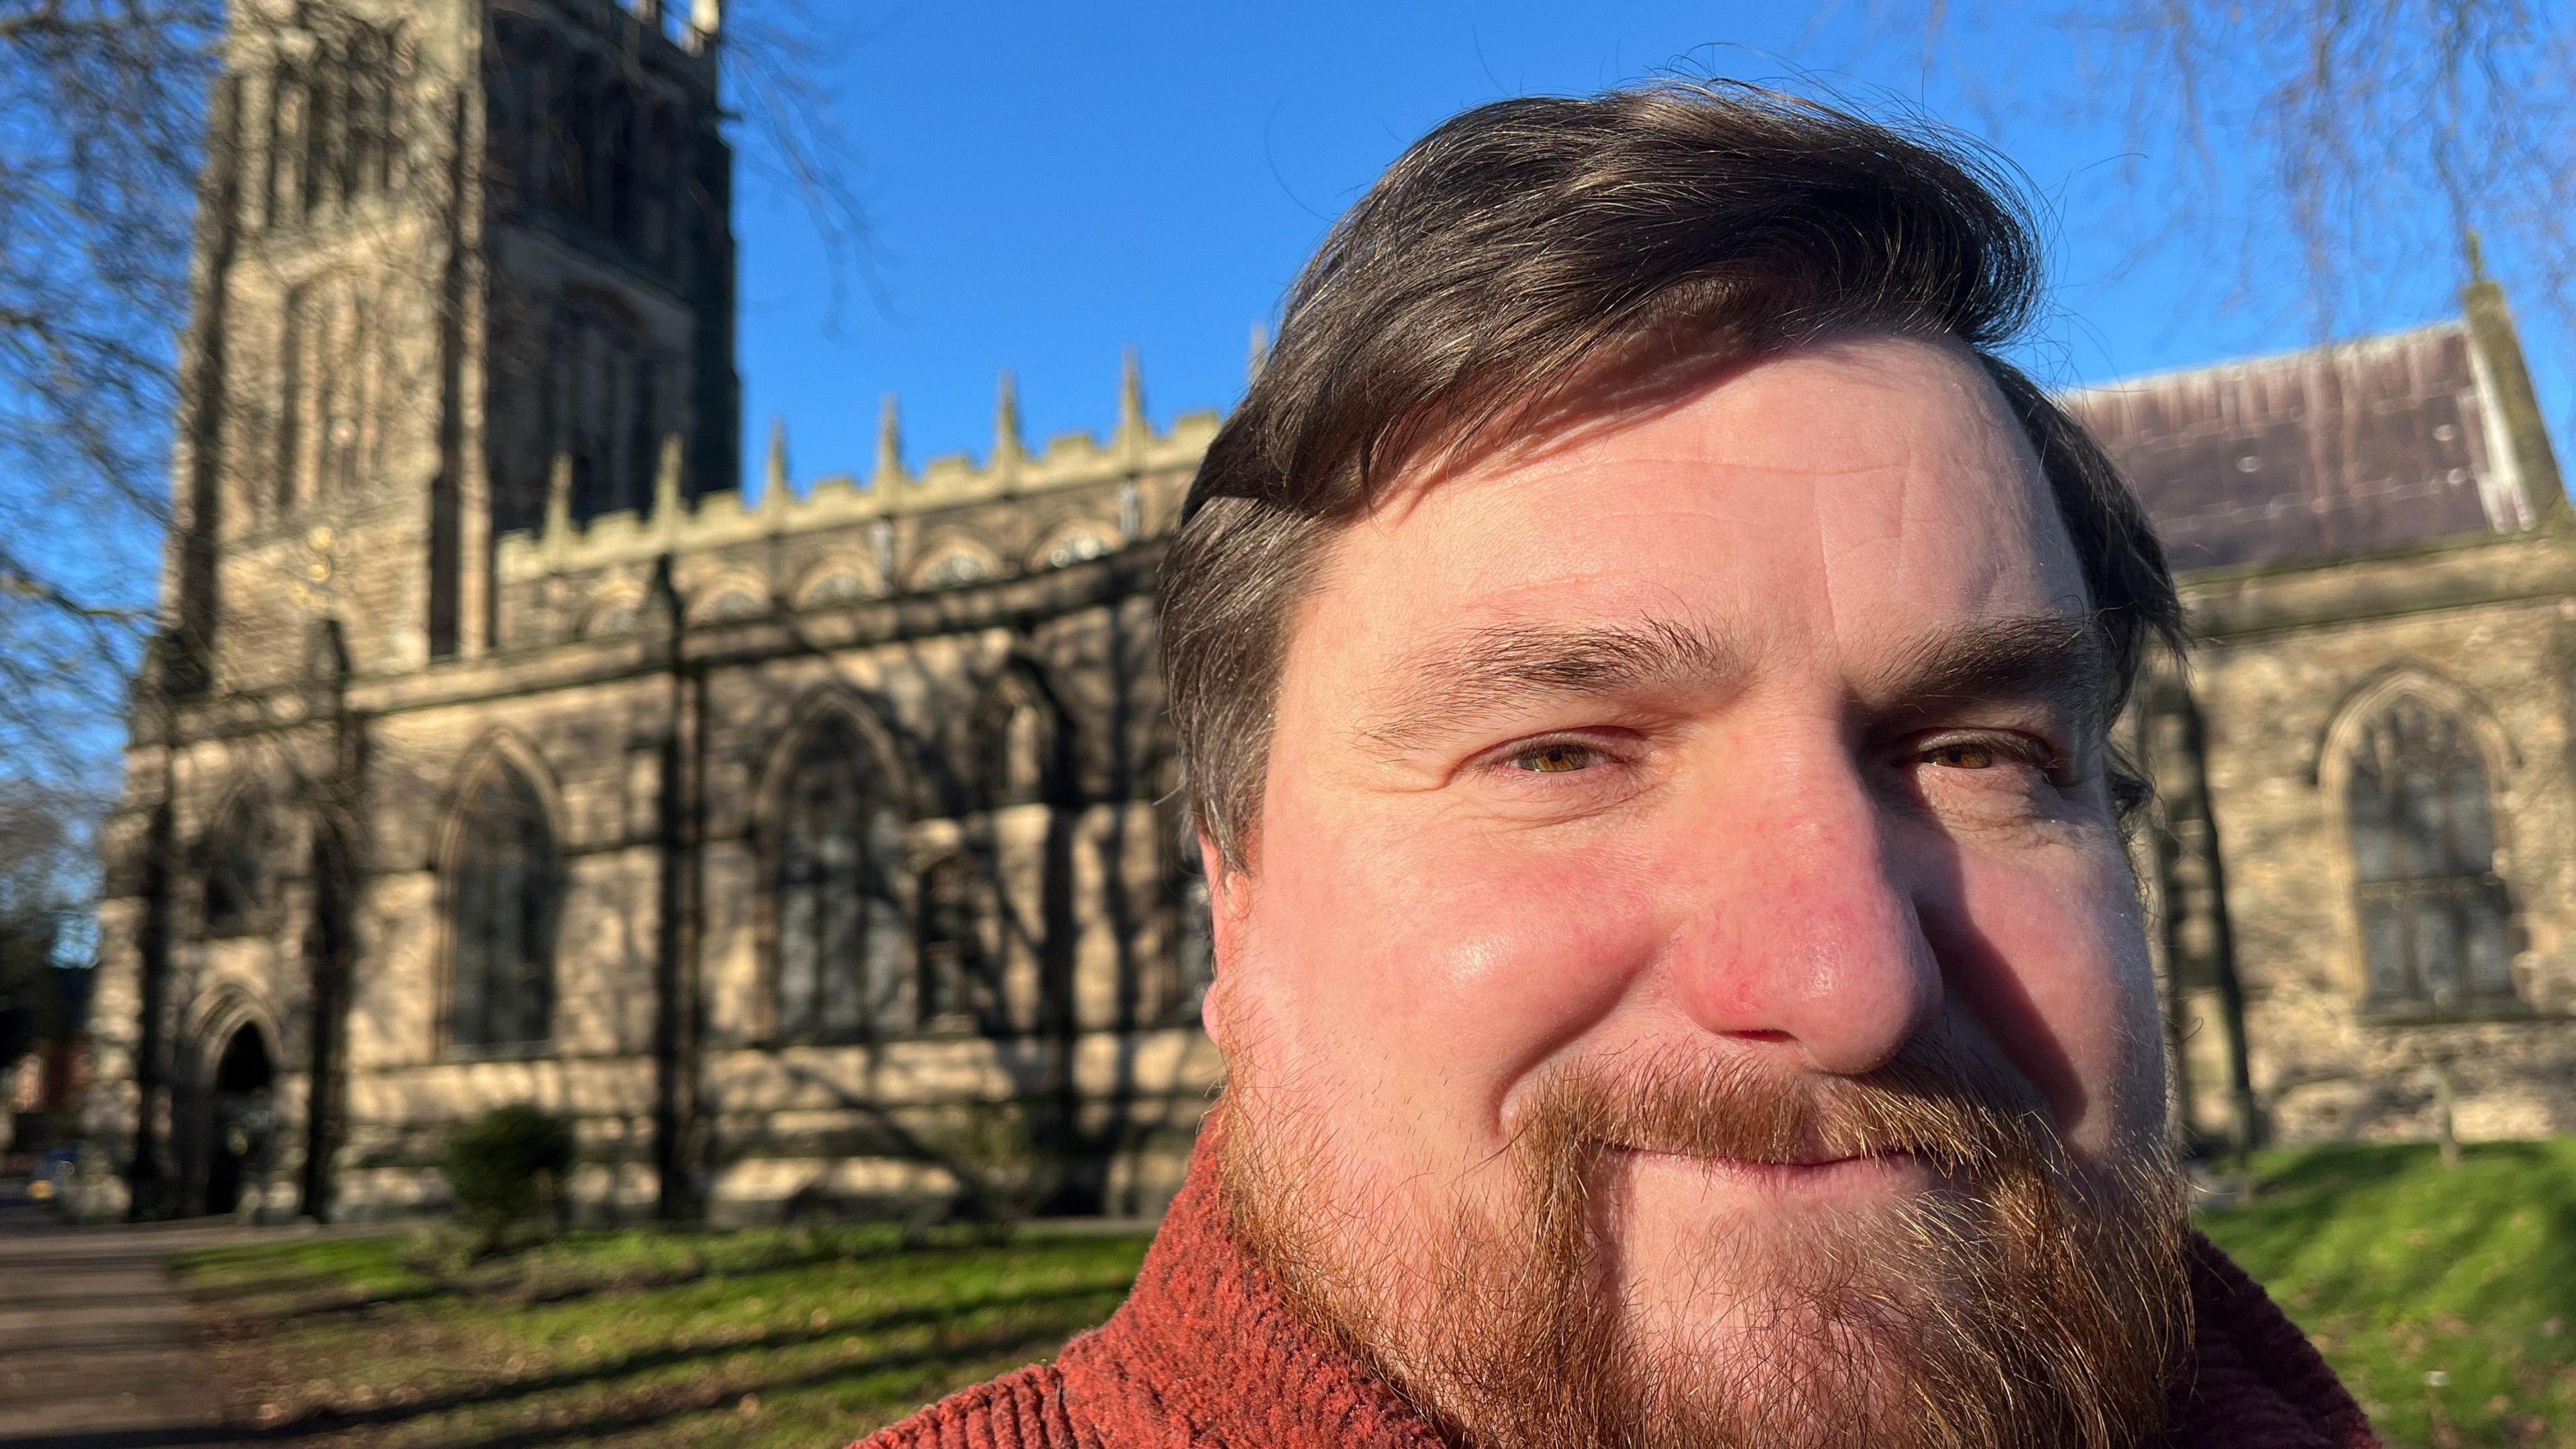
[1313,334,2089,662]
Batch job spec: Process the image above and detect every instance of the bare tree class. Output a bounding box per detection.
[2076,2,2570,338]
[1845,3,2576,345]
[0,1,223,787]
[0,0,867,794]
[0,777,102,1077]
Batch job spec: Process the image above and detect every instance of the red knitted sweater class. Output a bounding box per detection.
[858,1142,2379,1449]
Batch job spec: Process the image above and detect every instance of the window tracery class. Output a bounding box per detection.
[914,854,989,1031]
[975,673,1061,809]
[489,16,692,272]
[695,588,764,623]
[2343,695,2517,1012]
[545,298,662,521]
[797,569,873,609]
[274,275,382,511]
[201,794,274,938]
[1038,527,1115,570]
[772,718,907,1040]
[916,547,996,590]
[449,763,558,1050]
[253,21,407,232]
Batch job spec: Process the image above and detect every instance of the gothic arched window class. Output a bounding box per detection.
[449,763,558,1050]
[341,29,398,199]
[275,285,308,511]
[641,104,684,266]
[546,299,659,520]
[299,60,335,215]
[317,57,354,206]
[601,85,639,245]
[914,544,996,591]
[319,290,374,496]
[975,672,1061,810]
[262,62,307,223]
[276,277,378,511]
[490,16,546,195]
[772,720,906,1040]
[549,62,598,216]
[202,794,274,938]
[2345,696,2516,1012]
[247,18,402,238]
[914,854,989,1031]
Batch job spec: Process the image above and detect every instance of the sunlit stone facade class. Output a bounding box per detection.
[75,0,2576,1224]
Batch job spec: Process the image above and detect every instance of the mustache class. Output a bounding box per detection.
[1512,1046,2062,1184]
[1218,1038,2192,1449]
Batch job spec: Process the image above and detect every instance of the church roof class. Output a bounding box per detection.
[2061,320,2539,574]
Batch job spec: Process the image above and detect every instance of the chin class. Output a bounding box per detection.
[1615,1167,1968,1344]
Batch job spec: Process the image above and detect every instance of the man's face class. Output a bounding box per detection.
[1205,334,2185,1447]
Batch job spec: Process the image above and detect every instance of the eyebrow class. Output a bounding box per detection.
[1360,616,1739,753]
[1357,611,2114,754]
[1871,614,2115,739]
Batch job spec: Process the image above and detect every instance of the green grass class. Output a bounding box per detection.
[175,1222,1151,1448]
[2196,1138,2576,1448]
[174,1141,2576,1448]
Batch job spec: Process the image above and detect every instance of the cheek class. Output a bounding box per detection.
[1927,847,2164,1149]
[1232,790,1666,1142]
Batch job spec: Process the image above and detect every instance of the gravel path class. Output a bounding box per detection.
[0,1185,339,1448]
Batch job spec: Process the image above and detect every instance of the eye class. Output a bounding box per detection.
[1906,732,2064,788]
[1923,741,2001,770]
[1510,740,1606,773]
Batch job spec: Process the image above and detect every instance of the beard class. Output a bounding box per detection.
[1218,1044,2193,1449]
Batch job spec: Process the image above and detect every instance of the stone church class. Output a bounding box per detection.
[2088,297,2576,1152]
[74,0,2576,1222]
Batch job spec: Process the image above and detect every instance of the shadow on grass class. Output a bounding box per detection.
[0,1321,1071,1449]
[424,1328,1077,1449]
[189,1281,451,1322]
[2247,1139,2567,1203]
[2245,1140,2440,1201]
[0,1426,253,1448]
[0,1287,231,1325]
[186,1230,1041,1327]
[268,1278,1119,1440]
[2206,1138,2576,1330]
[0,1279,1127,1449]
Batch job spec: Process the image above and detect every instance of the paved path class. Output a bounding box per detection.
[0,1181,329,1449]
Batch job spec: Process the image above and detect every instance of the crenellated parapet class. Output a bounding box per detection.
[494,358,1218,586]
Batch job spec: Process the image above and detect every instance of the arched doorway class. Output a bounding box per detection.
[205,1024,275,1216]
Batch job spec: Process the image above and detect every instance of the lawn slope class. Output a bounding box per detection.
[179,1223,1151,1448]
[174,1140,2576,1448]
[2197,1139,2576,1447]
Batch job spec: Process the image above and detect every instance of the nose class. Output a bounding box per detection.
[1664,741,1942,1077]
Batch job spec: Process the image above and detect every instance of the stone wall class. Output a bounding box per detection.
[2176,525,2576,1143]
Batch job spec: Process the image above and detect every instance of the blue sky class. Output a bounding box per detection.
[729,1,2506,494]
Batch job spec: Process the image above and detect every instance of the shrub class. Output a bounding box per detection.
[922,1099,1058,1238]
[441,1105,574,1254]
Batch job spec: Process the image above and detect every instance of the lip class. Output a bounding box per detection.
[1613,1145,1933,1199]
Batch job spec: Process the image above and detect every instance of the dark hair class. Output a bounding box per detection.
[1162,80,2181,868]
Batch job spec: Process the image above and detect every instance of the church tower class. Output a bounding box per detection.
[161,0,737,690]
[90,0,739,1220]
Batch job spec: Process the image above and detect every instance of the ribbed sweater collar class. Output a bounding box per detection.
[1057,1121,1445,1447]
[1055,1118,2379,1448]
